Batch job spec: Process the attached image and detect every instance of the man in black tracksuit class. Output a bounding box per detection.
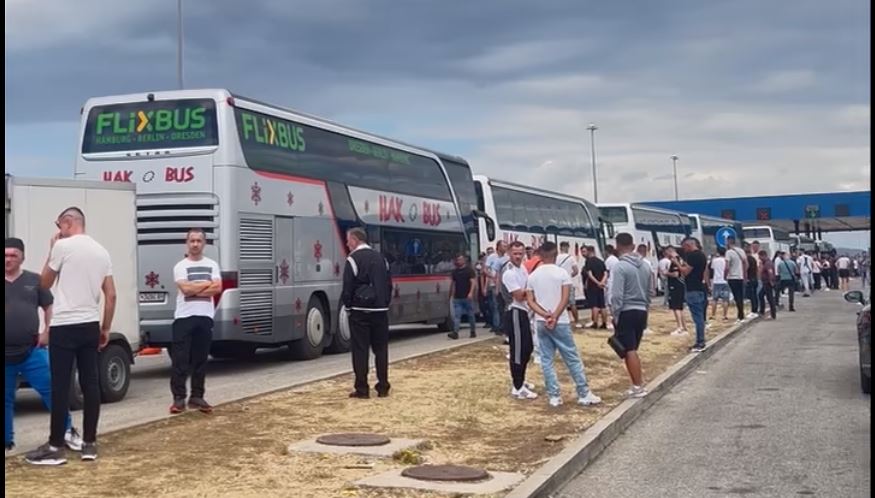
[341,227,393,399]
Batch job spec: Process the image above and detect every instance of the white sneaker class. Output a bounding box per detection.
[643,328,653,335]
[548,396,563,407]
[505,352,510,360]
[512,386,539,400]
[578,392,602,406]
[533,355,541,365]
[746,313,758,320]
[670,328,688,336]
[606,323,614,331]
[705,321,713,329]
[735,319,744,325]
[584,321,595,328]
[575,323,583,329]
[625,385,648,398]
[524,381,536,391]
[64,427,83,452]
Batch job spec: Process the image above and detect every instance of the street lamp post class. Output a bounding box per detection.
[177,0,184,89]
[670,155,679,201]
[587,124,599,203]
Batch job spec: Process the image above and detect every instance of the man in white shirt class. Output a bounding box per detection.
[797,251,815,297]
[26,207,115,465]
[658,249,673,308]
[557,241,581,327]
[709,247,730,322]
[501,241,537,400]
[604,245,619,329]
[837,255,852,291]
[527,242,601,408]
[725,236,748,323]
[170,228,222,415]
[485,242,509,334]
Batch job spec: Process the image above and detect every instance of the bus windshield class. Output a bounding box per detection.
[82,99,219,153]
[599,206,629,224]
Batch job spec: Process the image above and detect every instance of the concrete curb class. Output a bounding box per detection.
[506,317,760,498]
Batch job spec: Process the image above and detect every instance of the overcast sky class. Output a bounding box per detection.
[5,0,871,247]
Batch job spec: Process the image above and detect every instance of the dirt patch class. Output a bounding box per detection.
[5,307,739,498]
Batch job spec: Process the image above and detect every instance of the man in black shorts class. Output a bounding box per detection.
[609,233,652,398]
[583,246,608,328]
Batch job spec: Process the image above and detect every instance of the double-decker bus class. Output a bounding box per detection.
[688,213,744,257]
[598,203,691,263]
[75,89,477,360]
[742,225,791,258]
[472,175,604,305]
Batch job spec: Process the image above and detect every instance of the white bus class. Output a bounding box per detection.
[473,175,604,305]
[743,225,791,259]
[688,213,744,257]
[598,203,691,263]
[75,89,479,360]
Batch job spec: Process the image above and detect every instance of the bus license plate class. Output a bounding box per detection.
[139,292,167,304]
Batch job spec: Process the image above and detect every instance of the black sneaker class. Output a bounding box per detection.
[169,398,186,414]
[188,397,213,413]
[690,344,707,353]
[469,331,477,338]
[5,442,14,453]
[447,331,459,340]
[24,443,66,466]
[81,443,98,461]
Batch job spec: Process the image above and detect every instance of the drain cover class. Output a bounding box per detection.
[316,433,391,447]
[401,464,490,482]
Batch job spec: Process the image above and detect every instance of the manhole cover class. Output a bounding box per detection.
[316,433,391,447]
[401,464,490,482]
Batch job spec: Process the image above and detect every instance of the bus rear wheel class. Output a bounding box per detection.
[288,297,327,360]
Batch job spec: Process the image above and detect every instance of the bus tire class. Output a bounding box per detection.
[288,297,327,360]
[99,344,131,403]
[325,305,351,354]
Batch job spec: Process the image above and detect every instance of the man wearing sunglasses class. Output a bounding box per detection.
[24,207,115,465]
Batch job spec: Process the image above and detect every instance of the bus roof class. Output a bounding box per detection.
[599,202,689,218]
[473,174,596,207]
[82,88,470,170]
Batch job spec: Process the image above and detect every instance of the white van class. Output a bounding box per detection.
[5,175,140,406]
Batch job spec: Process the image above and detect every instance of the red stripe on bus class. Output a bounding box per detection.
[254,170,325,186]
[393,275,451,282]
[252,169,349,256]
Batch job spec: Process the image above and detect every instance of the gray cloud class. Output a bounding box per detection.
[5,0,871,204]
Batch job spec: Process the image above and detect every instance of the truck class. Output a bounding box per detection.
[5,175,140,406]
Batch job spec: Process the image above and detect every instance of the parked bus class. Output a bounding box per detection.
[473,175,604,305]
[598,203,691,265]
[75,89,479,360]
[688,213,744,257]
[742,225,791,258]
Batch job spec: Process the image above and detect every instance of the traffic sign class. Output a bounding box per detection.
[715,226,737,248]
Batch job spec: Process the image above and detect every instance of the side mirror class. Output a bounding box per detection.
[485,217,496,242]
[843,290,867,305]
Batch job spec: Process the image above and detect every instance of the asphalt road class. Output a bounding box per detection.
[559,284,871,497]
[7,323,495,457]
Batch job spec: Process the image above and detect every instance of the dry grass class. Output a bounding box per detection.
[4,306,739,498]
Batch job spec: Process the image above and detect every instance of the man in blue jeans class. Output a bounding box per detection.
[5,237,81,454]
[526,242,602,408]
[448,254,477,339]
[678,237,709,352]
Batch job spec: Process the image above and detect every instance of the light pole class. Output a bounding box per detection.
[177,0,184,89]
[670,155,679,201]
[587,123,599,203]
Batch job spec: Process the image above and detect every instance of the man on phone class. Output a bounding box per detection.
[26,207,115,464]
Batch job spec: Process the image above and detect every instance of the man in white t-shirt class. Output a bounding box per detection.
[709,247,730,322]
[604,245,620,329]
[557,241,581,327]
[26,207,115,465]
[526,242,601,408]
[501,241,537,400]
[170,228,222,415]
[725,236,748,323]
[836,255,852,291]
[658,249,673,308]
[797,251,815,297]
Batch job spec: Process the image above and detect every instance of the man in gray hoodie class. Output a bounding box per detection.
[610,232,652,398]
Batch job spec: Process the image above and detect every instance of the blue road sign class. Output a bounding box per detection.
[715,226,737,248]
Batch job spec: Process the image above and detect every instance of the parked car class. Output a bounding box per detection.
[843,290,871,394]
